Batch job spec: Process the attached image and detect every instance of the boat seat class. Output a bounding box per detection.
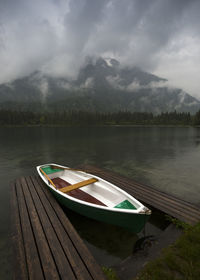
[52,177,107,207]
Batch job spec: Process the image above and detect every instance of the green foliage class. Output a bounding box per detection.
[193,110,200,125]
[135,222,200,280]
[0,109,198,126]
[102,267,119,280]
[165,215,192,232]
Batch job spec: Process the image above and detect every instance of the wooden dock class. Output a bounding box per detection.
[10,166,200,279]
[79,165,200,225]
[11,175,106,280]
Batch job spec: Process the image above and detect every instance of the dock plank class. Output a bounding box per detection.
[106,172,200,216]
[12,165,199,279]
[11,176,106,280]
[33,175,106,280]
[10,182,28,280]
[21,176,74,280]
[79,165,200,225]
[110,180,199,223]
[28,176,92,280]
[15,178,44,280]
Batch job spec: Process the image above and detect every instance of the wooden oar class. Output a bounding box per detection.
[39,168,57,189]
[59,178,98,193]
[51,165,85,173]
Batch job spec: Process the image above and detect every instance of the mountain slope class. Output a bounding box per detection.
[0,58,199,113]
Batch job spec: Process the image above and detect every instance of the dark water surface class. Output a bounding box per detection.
[0,126,200,278]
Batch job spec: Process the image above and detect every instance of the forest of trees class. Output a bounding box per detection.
[0,109,200,126]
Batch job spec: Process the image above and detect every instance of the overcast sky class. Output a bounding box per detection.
[0,0,200,98]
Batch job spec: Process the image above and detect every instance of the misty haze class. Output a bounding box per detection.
[0,1,200,280]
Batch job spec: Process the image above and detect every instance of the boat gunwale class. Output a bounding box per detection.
[36,163,150,215]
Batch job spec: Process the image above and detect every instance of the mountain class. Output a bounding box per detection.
[0,57,200,113]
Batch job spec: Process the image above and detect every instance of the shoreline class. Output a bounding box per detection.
[0,124,199,128]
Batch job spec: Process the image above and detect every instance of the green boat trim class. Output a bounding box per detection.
[41,166,63,174]
[50,187,150,233]
[114,199,137,210]
[37,163,151,233]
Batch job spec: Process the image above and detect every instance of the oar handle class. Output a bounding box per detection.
[51,165,85,173]
[39,168,57,189]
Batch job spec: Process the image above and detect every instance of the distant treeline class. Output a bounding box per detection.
[0,110,200,126]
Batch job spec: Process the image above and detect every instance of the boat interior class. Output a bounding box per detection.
[40,165,140,210]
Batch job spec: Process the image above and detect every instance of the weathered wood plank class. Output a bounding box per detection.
[15,164,199,280]
[34,175,106,280]
[102,171,200,216]
[27,176,92,280]
[12,175,106,280]
[15,178,44,280]
[20,177,63,280]
[107,180,199,223]
[10,182,28,280]
[98,171,199,224]
[79,165,200,225]
[85,165,200,210]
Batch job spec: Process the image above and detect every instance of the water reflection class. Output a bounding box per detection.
[62,207,167,266]
[65,209,137,266]
[0,126,200,278]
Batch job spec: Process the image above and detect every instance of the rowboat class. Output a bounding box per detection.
[37,163,151,233]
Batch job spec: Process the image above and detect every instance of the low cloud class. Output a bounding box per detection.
[0,0,200,97]
[37,78,49,102]
[106,75,170,92]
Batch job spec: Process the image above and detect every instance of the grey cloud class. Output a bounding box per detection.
[62,0,108,59]
[0,0,200,97]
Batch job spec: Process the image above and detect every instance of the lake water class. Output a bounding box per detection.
[0,126,200,278]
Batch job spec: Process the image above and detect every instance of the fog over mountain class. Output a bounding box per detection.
[0,0,200,99]
[0,57,199,114]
